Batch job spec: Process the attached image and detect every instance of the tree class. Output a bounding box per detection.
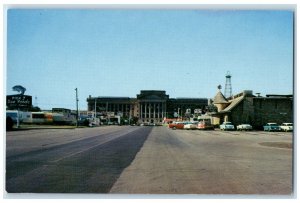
[29,106,41,112]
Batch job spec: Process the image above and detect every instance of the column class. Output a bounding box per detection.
[153,103,156,120]
[162,102,164,118]
[164,102,166,118]
[148,103,151,120]
[158,103,161,119]
[140,103,143,119]
[144,102,147,120]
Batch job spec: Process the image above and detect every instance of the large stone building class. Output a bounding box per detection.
[87,90,208,124]
[211,89,293,129]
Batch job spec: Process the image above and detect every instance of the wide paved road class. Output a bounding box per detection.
[6,126,293,194]
[110,127,293,194]
[6,126,151,193]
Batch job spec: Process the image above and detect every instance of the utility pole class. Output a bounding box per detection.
[75,88,79,127]
[94,98,97,119]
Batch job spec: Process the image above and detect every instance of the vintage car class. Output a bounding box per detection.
[280,123,293,132]
[220,122,235,130]
[184,122,198,130]
[197,121,214,130]
[237,124,253,131]
[168,122,185,130]
[263,123,281,132]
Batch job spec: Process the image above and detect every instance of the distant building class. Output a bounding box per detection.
[211,89,293,129]
[87,90,209,124]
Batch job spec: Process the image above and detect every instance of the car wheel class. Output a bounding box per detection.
[6,117,14,131]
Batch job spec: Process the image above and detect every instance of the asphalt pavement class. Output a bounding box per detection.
[110,127,293,195]
[5,126,293,195]
[6,126,152,193]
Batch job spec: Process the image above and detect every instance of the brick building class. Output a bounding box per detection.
[211,90,293,129]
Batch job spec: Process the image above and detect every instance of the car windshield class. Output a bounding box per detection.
[270,124,278,126]
[7,112,18,118]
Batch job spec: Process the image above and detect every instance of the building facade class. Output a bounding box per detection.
[137,90,168,124]
[211,90,293,129]
[87,90,209,124]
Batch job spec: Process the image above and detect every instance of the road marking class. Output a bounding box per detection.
[49,127,142,163]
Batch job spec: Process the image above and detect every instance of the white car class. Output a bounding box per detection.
[280,123,293,132]
[220,122,235,130]
[184,122,198,130]
[237,124,253,131]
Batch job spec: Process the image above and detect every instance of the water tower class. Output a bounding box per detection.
[224,71,232,98]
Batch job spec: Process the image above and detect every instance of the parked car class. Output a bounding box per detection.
[280,123,293,132]
[169,122,185,130]
[220,122,235,130]
[184,122,198,130]
[237,124,253,131]
[168,122,177,129]
[89,122,97,127]
[263,123,281,131]
[197,121,214,130]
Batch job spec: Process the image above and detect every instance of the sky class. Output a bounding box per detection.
[5,8,294,110]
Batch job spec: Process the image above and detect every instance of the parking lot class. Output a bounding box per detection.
[6,126,293,195]
[110,127,293,194]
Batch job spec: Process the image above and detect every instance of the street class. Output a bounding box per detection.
[6,126,293,194]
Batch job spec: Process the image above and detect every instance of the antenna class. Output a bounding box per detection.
[224,71,232,98]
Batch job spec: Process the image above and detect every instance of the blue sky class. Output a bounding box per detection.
[6,9,294,110]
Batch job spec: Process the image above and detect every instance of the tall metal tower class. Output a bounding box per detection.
[224,71,232,98]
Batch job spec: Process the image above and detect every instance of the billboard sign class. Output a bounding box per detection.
[6,95,32,109]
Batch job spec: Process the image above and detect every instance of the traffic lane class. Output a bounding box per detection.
[6,126,136,157]
[6,126,152,193]
[6,126,142,180]
[110,127,292,194]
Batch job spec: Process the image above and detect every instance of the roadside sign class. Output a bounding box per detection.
[7,95,32,109]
